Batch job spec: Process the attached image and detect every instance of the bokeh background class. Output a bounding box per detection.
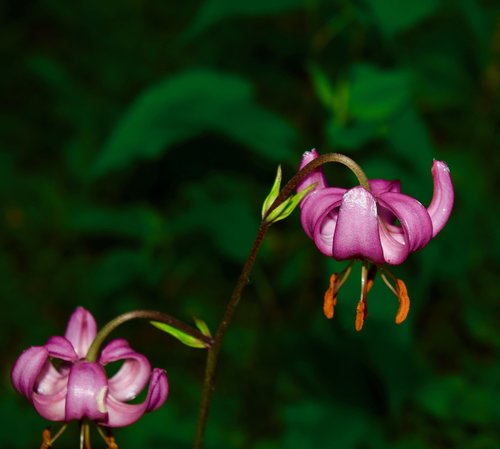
[1,0,499,448]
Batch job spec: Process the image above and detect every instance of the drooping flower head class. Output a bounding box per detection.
[11,307,168,447]
[298,149,454,330]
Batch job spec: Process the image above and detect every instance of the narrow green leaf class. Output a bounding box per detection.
[261,165,282,219]
[265,183,315,224]
[194,317,212,337]
[150,321,208,348]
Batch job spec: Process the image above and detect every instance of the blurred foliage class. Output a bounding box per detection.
[1,0,499,448]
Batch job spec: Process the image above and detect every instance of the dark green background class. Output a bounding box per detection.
[1,0,499,448]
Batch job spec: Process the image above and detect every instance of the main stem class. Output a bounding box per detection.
[193,152,369,448]
[193,221,270,448]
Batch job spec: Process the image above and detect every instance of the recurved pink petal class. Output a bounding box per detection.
[377,223,408,265]
[35,361,68,396]
[45,336,78,361]
[146,368,169,411]
[300,187,345,243]
[11,346,49,398]
[377,192,433,264]
[103,368,168,428]
[370,179,401,224]
[32,385,67,422]
[297,149,328,192]
[100,339,151,402]
[65,362,108,422]
[332,187,385,264]
[369,179,401,195]
[427,160,454,237]
[64,307,97,359]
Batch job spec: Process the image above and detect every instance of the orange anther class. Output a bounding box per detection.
[395,279,410,324]
[366,278,374,294]
[40,428,52,449]
[366,265,377,294]
[106,436,119,449]
[355,299,366,331]
[323,273,338,319]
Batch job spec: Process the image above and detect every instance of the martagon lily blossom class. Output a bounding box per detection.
[297,149,454,330]
[11,307,168,447]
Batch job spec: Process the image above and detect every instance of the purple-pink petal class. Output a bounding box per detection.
[65,362,108,422]
[35,361,68,396]
[297,149,328,192]
[300,188,345,245]
[332,187,385,264]
[103,369,168,427]
[32,384,67,422]
[368,179,401,195]
[378,192,433,252]
[11,346,49,399]
[100,339,151,402]
[377,192,432,265]
[45,336,78,361]
[64,307,97,359]
[427,160,454,237]
[145,368,169,412]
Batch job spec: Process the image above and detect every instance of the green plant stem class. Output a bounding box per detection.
[85,310,213,362]
[193,152,369,448]
[193,221,270,449]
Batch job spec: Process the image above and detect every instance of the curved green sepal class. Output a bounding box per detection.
[261,165,282,219]
[265,183,316,224]
[150,321,210,348]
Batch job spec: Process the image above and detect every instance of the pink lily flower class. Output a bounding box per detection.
[297,149,454,330]
[11,307,168,445]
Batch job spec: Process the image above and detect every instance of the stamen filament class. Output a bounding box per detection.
[355,264,370,331]
[380,272,398,297]
[40,425,67,449]
[79,422,92,449]
[97,427,119,449]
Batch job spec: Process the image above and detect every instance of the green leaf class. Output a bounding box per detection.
[348,64,411,122]
[185,0,304,38]
[308,63,336,110]
[93,69,297,176]
[362,0,440,36]
[265,183,315,224]
[88,250,162,297]
[327,119,382,149]
[69,205,167,243]
[261,165,282,219]
[387,107,434,172]
[194,317,212,337]
[171,175,260,262]
[150,321,209,348]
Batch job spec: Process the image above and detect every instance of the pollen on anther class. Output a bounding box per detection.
[323,273,338,319]
[355,300,366,331]
[395,279,410,324]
